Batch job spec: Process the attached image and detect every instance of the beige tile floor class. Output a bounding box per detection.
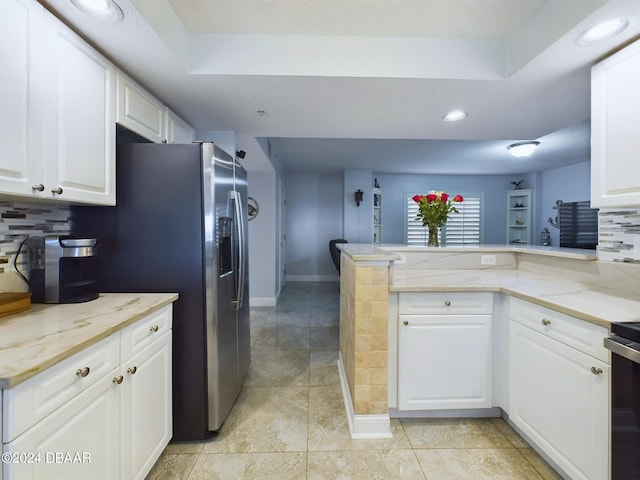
[147,282,563,480]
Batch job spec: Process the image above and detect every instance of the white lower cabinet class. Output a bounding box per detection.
[397,292,493,411]
[121,330,172,480]
[2,305,172,480]
[398,314,493,410]
[509,299,609,480]
[3,367,121,479]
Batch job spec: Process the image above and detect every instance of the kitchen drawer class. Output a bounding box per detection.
[3,333,119,442]
[509,298,609,363]
[121,305,172,361]
[398,292,493,315]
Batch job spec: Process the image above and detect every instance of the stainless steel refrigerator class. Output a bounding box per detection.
[73,141,250,440]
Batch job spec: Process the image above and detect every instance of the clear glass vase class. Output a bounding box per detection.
[427,224,439,247]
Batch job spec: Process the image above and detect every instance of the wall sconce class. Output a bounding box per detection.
[354,189,364,207]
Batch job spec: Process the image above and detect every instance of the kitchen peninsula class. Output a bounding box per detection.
[337,243,640,480]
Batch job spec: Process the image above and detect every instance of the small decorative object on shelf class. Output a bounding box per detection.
[412,190,464,247]
[540,227,551,246]
[510,180,524,190]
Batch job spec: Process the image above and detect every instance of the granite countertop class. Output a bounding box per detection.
[338,243,636,327]
[392,269,640,327]
[0,293,178,388]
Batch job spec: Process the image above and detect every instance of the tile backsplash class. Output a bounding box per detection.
[0,201,72,275]
[598,208,640,263]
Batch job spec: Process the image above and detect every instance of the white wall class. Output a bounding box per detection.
[248,170,278,305]
[196,130,237,158]
[538,161,591,247]
[285,172,344,280]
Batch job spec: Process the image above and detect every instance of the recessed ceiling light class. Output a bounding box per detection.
[442,110,467,122]
[575,16,635,46]
[69,0,123,22]
[507,141,540,158]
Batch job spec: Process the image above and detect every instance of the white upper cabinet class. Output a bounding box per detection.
[116,71,166,144]
[591,39,640,208]
[0,0,115,205]
[0,0,45,198]
[116,71,194,144]
[44,14,116,205]
[165,107,195,144]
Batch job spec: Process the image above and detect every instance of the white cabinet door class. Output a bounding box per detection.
[591,39,640,208]
[3,371,121,480]
[165,107,195,144]
[120,331,172,480]
[44,15,116,205]
[398,314,492,410]
[116,70,166,143]
[0,0,45,198]
[509,321,609,480]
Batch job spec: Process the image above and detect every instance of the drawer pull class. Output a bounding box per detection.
[403,320,409,326]
[150,325,159,333]
[127,366,137,375]
[75,367,90,378]
[112,375,124,385]
[51,186,63,195]
[32,183,45,192]
[591,366,603,375]
[444,300,451,307]
[541,319,551,326]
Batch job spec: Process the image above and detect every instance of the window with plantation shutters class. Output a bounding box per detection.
[406,194,482,246]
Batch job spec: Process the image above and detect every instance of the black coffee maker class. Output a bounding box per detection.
[27,236,99,303]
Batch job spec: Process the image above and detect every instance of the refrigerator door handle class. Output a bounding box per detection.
[231,190,245,310]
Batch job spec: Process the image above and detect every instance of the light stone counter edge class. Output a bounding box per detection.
[0,293,178,388]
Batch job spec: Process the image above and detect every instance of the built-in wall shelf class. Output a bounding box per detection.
[506,189,533,245]
[373,187,382,244]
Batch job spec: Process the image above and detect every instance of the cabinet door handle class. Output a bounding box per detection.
[403,320,409,326]
[32,183,45,192]
[112,375,124,384]
[541,319,551,326]
[51,186,63,195]
[150,325,159,333]
[75,366,90,377]
[444,300,451,307]
[127,366,137,375]
[591,366,603,375]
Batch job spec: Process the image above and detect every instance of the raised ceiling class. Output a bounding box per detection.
[40,0,640,173]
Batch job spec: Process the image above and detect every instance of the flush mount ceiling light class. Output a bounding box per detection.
[70,0,123,22]
[507,141,540,158]
[442,110,467,122]
[575,16,636,46]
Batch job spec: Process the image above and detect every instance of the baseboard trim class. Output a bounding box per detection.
[389,407,502,418]
[286,275,339,282]
[250,297,277,307]
[337,353,392,440]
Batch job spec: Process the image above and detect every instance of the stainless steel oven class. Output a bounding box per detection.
[604,323,640,479]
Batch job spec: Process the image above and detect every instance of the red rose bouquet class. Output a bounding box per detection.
[412,191,464,246]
